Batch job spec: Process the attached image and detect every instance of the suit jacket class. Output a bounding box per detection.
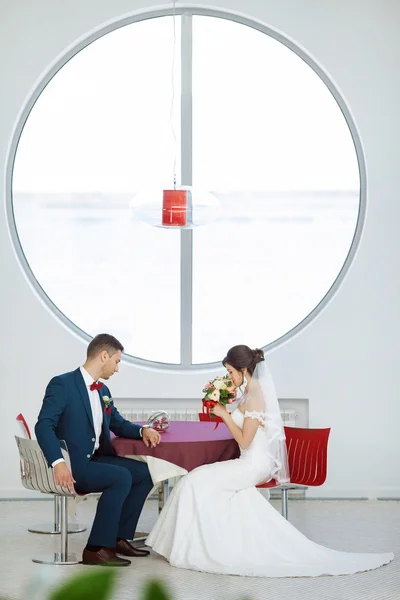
[35,368,141,477]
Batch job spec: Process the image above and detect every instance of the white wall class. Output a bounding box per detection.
[1,0,399,498]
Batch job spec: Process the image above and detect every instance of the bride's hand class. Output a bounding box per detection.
[210,402,227,418]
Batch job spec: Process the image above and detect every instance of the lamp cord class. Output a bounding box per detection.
[170,0,178,189]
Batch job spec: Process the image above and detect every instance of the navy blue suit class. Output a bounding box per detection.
[35,368,153,547]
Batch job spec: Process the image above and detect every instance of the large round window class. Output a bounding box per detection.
[11,11,361,366]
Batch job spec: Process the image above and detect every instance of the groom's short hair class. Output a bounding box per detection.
[87,333,124,359]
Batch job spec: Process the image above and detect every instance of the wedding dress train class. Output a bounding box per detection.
[146,409,393,577]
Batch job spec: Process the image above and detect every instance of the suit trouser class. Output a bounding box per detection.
[74,454,153,548]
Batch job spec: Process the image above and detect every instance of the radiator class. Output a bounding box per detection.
[120,407,298,426]
[280,408,297,427]
[119,408,199,422]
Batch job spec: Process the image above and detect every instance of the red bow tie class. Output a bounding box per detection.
[90,381,103,391]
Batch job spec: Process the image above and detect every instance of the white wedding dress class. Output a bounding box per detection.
[146,408,394,577]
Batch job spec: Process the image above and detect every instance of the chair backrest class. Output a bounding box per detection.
[14,436,73,496]
[16,413,32,439]
[284,426,331,486]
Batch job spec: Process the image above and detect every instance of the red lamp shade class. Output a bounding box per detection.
[130,186,219,228]
[162,189,188,226]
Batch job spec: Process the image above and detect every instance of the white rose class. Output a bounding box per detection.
[213,378,224,390]
[209,389,220,401]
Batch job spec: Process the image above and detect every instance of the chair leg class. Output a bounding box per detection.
[60,496,69,561]
[28,494,87,535]
[54,492,60,532]
[32,496,80,565]
[281,488,289,520]
[158,479,169,514]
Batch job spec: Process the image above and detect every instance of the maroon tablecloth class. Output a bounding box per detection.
[111,421,240,472]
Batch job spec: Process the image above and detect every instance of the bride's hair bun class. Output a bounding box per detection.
[253,348,265,364]
[222,345,264,376]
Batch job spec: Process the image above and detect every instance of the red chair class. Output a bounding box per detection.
[15,413,86,535]
[16,413,32,439]
[257,426,331,520]
[199,414,330,520]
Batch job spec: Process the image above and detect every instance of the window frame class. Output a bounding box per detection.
[5,7,366,371]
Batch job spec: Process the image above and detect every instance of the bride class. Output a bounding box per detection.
[146,345,394,577]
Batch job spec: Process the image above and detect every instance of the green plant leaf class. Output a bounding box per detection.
[48,570,116,600]
[142,580,172,600]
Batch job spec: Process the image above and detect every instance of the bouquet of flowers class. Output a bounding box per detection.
[201,375,237,428]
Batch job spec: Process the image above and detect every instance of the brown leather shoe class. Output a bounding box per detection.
[115,539,150,557]
[82,547,131,566]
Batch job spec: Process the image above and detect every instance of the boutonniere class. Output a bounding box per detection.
[102,396,112,415]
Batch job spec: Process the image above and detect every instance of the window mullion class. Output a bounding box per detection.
[180,12,193,366]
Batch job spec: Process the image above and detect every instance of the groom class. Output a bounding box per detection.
[35,333,160,567]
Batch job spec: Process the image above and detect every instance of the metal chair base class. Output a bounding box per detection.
[29,495,87,534]
[32,552,80,565]
[28,523,87,534]
[30,496,77,565]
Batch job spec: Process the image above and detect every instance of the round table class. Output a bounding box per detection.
[111,421,240,473]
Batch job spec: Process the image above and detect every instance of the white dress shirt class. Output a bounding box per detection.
[80,366,103,452]
[52,366,103,467]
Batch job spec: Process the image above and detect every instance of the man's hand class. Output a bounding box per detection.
[54,462,76,494]
[142,427,161,448]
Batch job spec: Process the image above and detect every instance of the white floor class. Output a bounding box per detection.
[0,496,398,600]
